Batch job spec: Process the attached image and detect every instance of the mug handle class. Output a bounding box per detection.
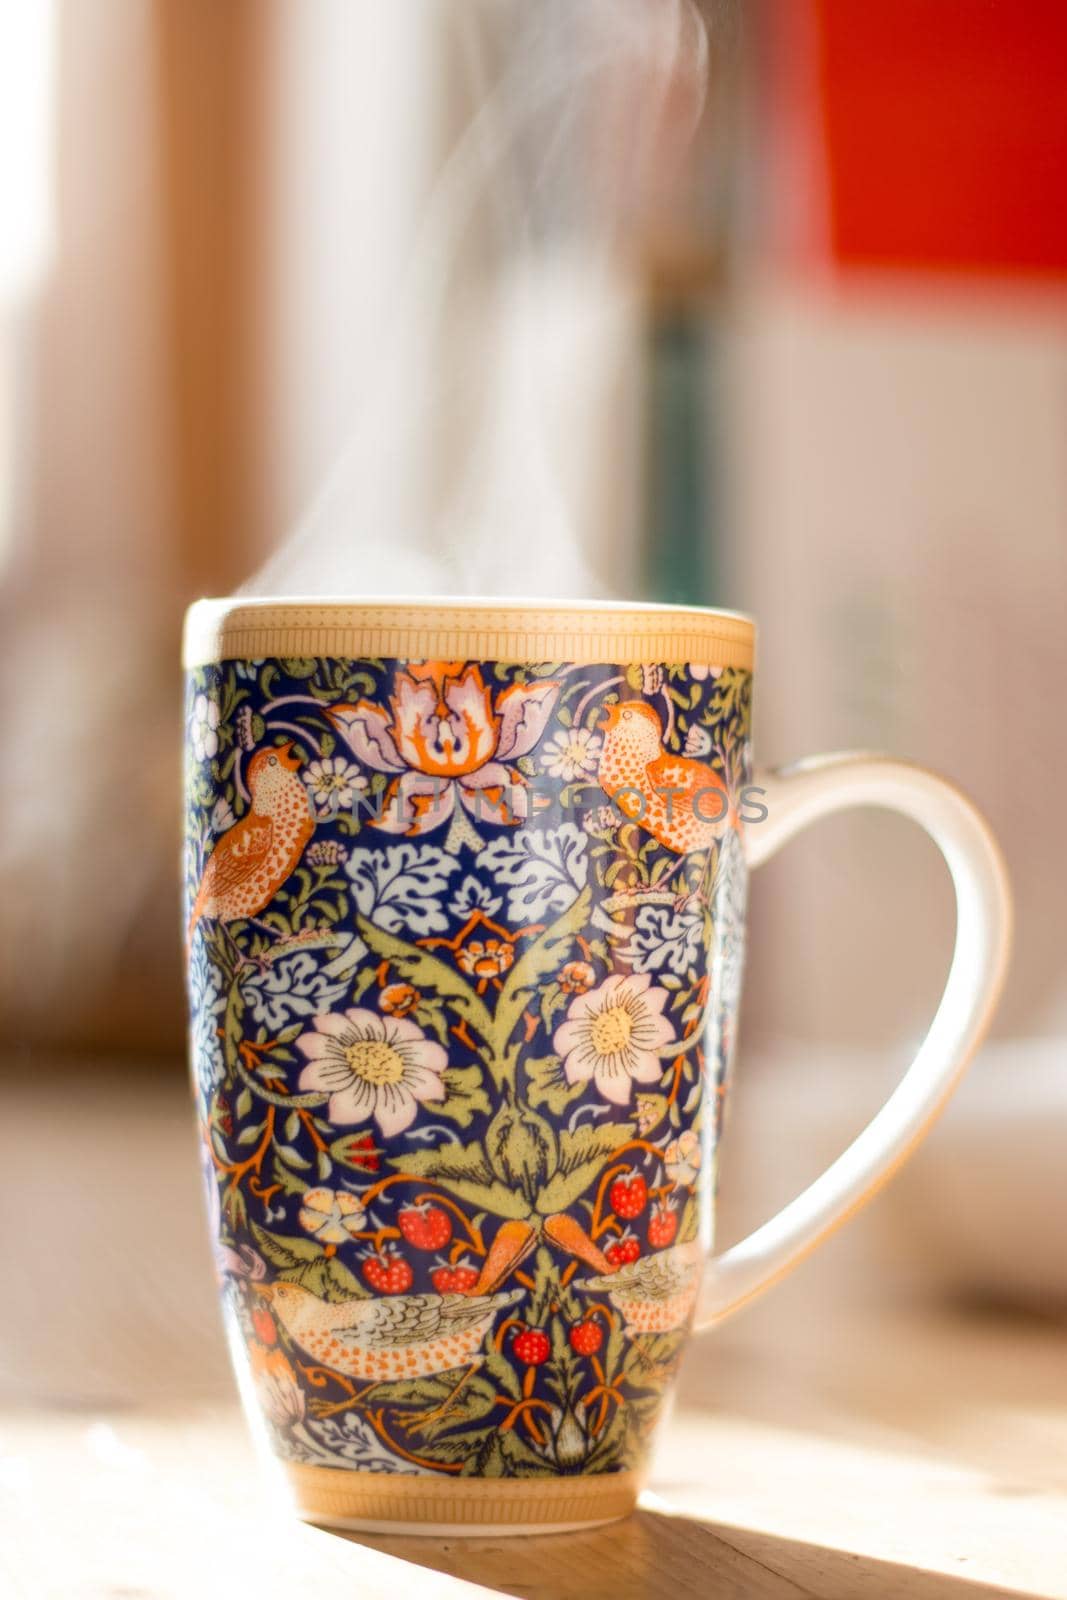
[694,753,1012,1331]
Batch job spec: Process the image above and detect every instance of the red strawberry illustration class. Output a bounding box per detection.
[361,1250,414,1295]
[431,1261,480,1294]
[339,1132,380,1173]
[250,1305,277,1346]
[606,1232,641,1268]
[398,1202,452,1252]
[647,1199,678,1249]
[512,1328,551,1366]
[568,1319,603,1356]
[609,1170,648,1220]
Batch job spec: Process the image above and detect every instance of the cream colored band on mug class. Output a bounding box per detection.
[182,597,756,671]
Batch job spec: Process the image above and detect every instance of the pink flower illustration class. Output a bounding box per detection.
[325,663,558,839]
[296,1007,448,1136]
[553,972,675,1106]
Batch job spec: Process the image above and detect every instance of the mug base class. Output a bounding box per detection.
[284,1462,641,1535]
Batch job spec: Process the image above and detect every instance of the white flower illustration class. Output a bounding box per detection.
[303,755,366,816]
[298,1186,367,1243]
[553,972,675,1106]
[297,1007,448,1136]
[664,1129,702,1187]
[209,795,236,834]
[542,726,602,782]
[190,692,220,762]
[683,724,712,758]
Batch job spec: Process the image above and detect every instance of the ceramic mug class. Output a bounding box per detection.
[183,597,1010,1534]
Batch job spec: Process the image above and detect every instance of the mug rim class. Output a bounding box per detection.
[183,594,756,671]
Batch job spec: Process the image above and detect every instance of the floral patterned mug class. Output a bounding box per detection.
[183,598,1010,1534]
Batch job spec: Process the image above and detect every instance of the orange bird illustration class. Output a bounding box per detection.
[597,701,733,856]
[187,742,314,947]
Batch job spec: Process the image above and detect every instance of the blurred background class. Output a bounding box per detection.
[3,0,1067,1440]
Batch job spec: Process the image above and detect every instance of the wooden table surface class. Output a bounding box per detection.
[2,1067,1065,1600]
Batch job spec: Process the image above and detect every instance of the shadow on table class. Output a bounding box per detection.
[339,1505,1020,1600]
[674,1288,1067,1500]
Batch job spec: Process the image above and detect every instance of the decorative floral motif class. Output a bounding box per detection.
[298,1186,367,1242]
[239,949,351,1033]
[456,938,514,983]
[664,1130,702,1187]
[187,939,226,1090]
[185,651,751,1488]
[448,874,502,921]
[476,824,588,923]
[379,981,418,1016]
[306,839,349,868]
[235,704,255,751]
[559,959,596,995]
[249,1343,305,1428]
[618,904,705,976]
[303,755,366,816]
[327,662,559,839]
[210,795,236,834]
[296,1007,448,1136]
[542,725,602,781]
[554,972,676,1106]
[345,843,459,937]
[190,692,220,762]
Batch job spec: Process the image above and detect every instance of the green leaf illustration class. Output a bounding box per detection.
[434,1064,492,1128]
[250,1221,323,1267]
[391,1142,530,1220]
[465,1432,506,1478]
[270,1155,306,1197]
[222,980,245,1080]
[485,1101,557,1204]
[275,1142,311,1169]
[329,1133,382,1174]
[356,917,495,1042]
[535,1120,634,1214]
[498,1429,558,1476]
[323,1256,367,1301]
[585,1400,632,1473]
[416,1428,496,1464]
[482,1341,522,1402]
[489,886,592,1053]
[524,1054,583,1117]
[396,1376,498,1440]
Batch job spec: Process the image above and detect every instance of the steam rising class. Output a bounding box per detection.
[246,1,713,602]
